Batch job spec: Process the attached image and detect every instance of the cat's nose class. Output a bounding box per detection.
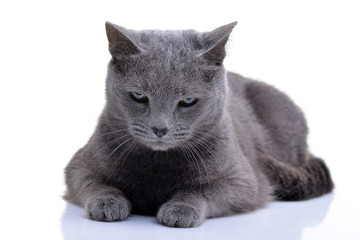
[151,127,169,138]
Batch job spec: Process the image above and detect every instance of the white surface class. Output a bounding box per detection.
[62,195,336,240]
[1,1,359,239]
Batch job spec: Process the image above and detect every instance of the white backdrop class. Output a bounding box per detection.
[0,1,359,239]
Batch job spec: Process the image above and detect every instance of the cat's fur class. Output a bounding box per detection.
[64,22,334,227]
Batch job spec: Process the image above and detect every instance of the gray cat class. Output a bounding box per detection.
[64,22,334,228]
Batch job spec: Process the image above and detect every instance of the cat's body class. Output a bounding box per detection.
[64,22,333,227]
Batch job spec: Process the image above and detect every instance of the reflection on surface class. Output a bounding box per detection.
[61,194,333,240]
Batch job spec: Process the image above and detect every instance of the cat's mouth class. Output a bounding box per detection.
[139,137,182,151]
[149,140,173,151]
[131,129,185,151]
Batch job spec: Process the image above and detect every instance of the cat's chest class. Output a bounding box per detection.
[108,151,199,215]
[118,159,197,192]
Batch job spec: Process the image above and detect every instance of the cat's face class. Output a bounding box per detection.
[104,22,236,151]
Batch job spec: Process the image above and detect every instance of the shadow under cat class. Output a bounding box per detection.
[61,193,334,240]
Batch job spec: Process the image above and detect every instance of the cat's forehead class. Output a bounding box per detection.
[138,29,203,53]
[122,30,211,97]
[135,30,203,69]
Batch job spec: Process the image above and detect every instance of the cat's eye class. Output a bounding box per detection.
[178,98,198,107]
[130,92,148,103]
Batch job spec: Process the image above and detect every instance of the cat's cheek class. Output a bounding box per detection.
[176,103,201,117]
[124,99,148,113]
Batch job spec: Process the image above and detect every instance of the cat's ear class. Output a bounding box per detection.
[200,22,237,66]
[105,22,142,57]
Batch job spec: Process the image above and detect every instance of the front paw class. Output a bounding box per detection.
[85,196,131,222]
[157,202,205,228]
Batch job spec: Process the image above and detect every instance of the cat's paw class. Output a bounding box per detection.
[157,202,205,228]
[85,196,131,222]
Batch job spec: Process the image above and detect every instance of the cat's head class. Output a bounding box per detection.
[104,22,236,151]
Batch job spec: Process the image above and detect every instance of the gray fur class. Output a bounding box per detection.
[64,22,334,227]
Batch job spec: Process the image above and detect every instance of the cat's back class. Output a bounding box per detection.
[226,72,308,166]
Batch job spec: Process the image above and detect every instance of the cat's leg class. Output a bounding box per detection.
[157,191,207,228]
[257,151,334,200]
[84,184,131,222]
[64,148,131,222]
[157,178,271,227]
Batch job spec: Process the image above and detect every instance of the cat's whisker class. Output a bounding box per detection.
[186,142,211,185]
[173,137,187,141]
[103,141,133,179]
[173,132,190,137]
[100,118,129,125]
[105,139,137,183]
[182,141,207,185]
[178,144,196,185]
[132,127,148,135]
[131,132,148,138]
[118,141,138,169]
[97,128,130,137]
[96,133,132,153]
[102,137,133,163]
[94,136,133,182]
[132,122,148,128]
[179,143,202,190]
[192,129,225,143]
[191,136,220,180]
[191,135,218,159]
[192,129,220,138]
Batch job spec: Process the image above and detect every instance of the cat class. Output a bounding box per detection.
[64,21,334,228]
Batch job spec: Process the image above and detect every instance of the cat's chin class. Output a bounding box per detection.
[145,141,176,151]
